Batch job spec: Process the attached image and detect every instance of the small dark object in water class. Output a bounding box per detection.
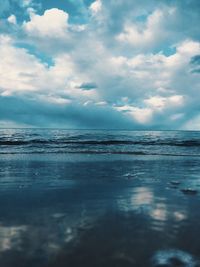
[170,181,181,186]
[181,188,198,195]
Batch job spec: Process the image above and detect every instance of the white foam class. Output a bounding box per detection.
[151,249,197,267]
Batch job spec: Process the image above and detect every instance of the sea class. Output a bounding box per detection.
[0,129,200,267]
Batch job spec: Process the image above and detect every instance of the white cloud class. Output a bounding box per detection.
[114,105,153,124]
[26,7,36,17]
[90,0,102,16]
[0,34,99,108]
[177,39,200,55]
[24,8,69,39]
[7,14,17,25]
[23,0,32,7]
[144,95,184,111]
[117,8,176,50]
[0,35,48,93]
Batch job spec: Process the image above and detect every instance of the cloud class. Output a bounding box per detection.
[90,0,102,16]
[24,8,69,38]
[7,14,17,24]
[190,54,200,73]
[0,35,49,93]
[0,0,36,18]
[0,0,200,129]
[1,32,200,129]
[0,95,139,129]
[144,95,184,111]
[117,8,175,51]
[77,82,98,90]
[191,54,200,65]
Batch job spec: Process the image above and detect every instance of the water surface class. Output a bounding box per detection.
[0,129,200,266]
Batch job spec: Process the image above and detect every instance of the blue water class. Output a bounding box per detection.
[0,129,200,267]
[0,129,200,156]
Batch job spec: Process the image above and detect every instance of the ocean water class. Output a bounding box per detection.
[0,129,200,267]
[1,129,200,156]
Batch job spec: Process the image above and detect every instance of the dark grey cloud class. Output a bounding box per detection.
[0,95,140,129]
[77,82,98,90]
[191,68,200,74]
[190,55,200,74]
[191,55,200,65]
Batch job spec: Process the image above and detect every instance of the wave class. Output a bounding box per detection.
[0,140,50,146]
[0,139,200,147]
[0,150,199,157]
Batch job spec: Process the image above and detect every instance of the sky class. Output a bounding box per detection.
[0,0,200,129]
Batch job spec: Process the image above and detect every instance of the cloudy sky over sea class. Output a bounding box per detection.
[0,0,200,129]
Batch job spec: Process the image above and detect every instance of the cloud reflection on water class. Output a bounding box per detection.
[117,185,188,232]
[0,225,27,252]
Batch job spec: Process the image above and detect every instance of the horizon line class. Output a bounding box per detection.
[0,127,199,132]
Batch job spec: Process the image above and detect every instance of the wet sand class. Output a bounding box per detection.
[0,154,200,267]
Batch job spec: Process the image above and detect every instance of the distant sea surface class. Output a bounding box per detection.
[1,129,200,156]
[0,129,200,267]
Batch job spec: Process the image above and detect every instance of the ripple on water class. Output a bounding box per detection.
[151,249,197,267]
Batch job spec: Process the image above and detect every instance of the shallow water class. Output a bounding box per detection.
[0,130,200,266]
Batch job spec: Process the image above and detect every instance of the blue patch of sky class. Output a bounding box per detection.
[1,2,22,19]
[15,42,54,67]
[0,2,33,23]
[161,46,176,56]
[135,14,149,22]
[152,45,176,56]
